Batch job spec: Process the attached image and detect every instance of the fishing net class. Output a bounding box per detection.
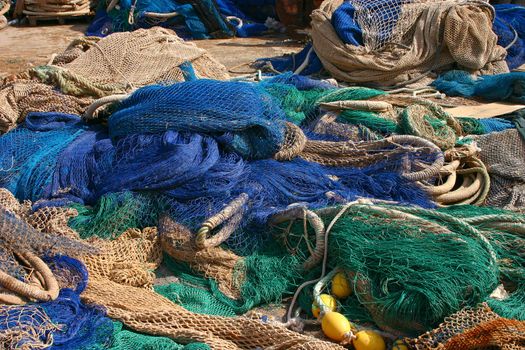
[110,321,211,350]
[72,215,343,349]
[289,205,499,335]
[0,80,93,134]
[474,129,525,210]
[0,92,440,254]
[493,4,525,70]
[0,188,94,306]
[432,70,525,103]
[409,303,525,350]
[311,0,508,87]
[88,0,235,39]
[30,27,229,98]
[107,79,286,158]
[68,191,169,240]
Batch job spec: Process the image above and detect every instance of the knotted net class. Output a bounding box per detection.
[30,27,229,98]
[311,0,508,86]
[409,303,525,349]
[474,129,525,210]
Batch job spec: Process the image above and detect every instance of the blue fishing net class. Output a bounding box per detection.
[108,80,287,159]
[0,110,434,253]
[255,43,324,76]
[0,76,438,253]
[432,70,525,103]
[493,4,525,70]
[215,0,275,37]
[86,0,231,39]
[479,118,515,134]
[0,256,114,350]
[331,1,363,46]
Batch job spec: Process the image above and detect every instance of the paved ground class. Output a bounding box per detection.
[0,21,303,78]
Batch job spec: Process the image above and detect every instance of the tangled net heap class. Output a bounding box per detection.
[311,0,508,86]
[30,28,229,98]
[0,28,228,135]
[0,25,524,350]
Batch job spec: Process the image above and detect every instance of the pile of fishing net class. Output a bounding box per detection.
[87,0,277,39]
[1,24,525,348]
[0,79,446,252]
[0,28,229,134]
[2,186,525,349]
[14,0,94,17]
[310,0,508,87]
[30,28,229,98]
[259,0,522,88]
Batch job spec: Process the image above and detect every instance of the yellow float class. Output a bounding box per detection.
[352,330,386,350]
[331,271,352,298]
[321,311,353,342]
[311,293,337,318]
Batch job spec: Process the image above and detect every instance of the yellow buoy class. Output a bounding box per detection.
[392,339,409,350]
[321,311,352,342]
[311,293,337,318]
[352,330,386,350]
[331,272,352,299]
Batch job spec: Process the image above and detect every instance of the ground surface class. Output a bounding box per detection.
[0,21,303,78]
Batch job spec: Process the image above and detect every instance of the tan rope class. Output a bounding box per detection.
[269,206,326,269]
[83,93,130,119]
[195,193,249,249]
[0,251,59,302]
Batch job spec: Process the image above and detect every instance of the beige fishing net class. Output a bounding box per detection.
[79,221,344,350]
[30,27,230,98]
[0,80,93,134]
[474,129,525,210]
[311,0,508,87]
[160,216,243,299]
[409,303,525,350]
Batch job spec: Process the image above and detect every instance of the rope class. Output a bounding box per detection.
[269,205,326,269]
[283,200,364,323]
[195,193,249,250]
[83,94,130,119]
[0,251,59,303]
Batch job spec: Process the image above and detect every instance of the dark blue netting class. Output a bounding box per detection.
[86,0,230,39]
[0,102,434,252]
[0,256,114,350]
[264,72,336,90]
[493,4,525,70]
[215,0,275,37]
[331,1,363,46]
[216,0,275,23]
[108,80,287,159]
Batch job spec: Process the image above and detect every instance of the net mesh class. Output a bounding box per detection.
[31,27,229,98]
[350,0,433,51]
[474,129,525,210]
[311,0,508,86]
[0,80,92,134]
[409,303,525,350]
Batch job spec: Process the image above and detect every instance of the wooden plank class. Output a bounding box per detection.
[446,102,525,119]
